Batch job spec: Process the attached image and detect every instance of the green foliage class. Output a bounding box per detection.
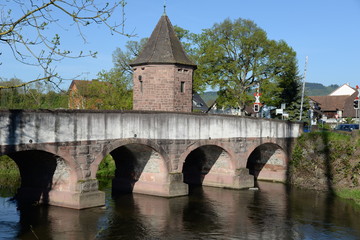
[191,18,300,111]
[94,70,133,110]
[0,155,20,193]
[0,155,20,175]
[290,144,303,168]
[0,78,68,109]
[97,154,116,177]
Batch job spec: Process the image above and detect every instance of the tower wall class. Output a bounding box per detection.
[132,64,193,112]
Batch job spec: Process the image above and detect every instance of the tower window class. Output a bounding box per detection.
[180,81,185,93]
[139,75,143,92]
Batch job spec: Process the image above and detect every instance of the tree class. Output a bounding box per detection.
[0,78,68,109]
[0,0,131,89]
[96,69,132,110]
[192,18,300,113]
[273,58,303,120]
[111,38,148,82]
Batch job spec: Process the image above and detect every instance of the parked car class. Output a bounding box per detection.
[334,124,359,132]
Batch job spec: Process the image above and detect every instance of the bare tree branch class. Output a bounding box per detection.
[0,0,134,89]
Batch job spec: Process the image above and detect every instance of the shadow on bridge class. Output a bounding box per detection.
[246,143,287,182]
[7,150,58,208]
[182,145,223,186]
[110,144,153,194]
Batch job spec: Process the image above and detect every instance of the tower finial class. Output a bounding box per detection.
[163,0,167,15]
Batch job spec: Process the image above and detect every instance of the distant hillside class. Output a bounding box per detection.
[305,82,339,96]
[200,91,217,106]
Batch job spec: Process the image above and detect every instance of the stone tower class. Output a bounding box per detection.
[130,14,197,112]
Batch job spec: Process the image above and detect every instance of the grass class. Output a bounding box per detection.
[335,189,360,206]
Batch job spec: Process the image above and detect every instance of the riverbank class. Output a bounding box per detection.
[289,130,360,206]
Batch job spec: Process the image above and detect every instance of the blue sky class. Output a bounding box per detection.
[2,0,360,90]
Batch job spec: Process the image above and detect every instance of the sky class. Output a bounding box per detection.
[2,0,360,90]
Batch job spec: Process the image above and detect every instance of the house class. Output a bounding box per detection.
[329,83,356,96]
[192,93,208,112]
[68,80,108,109]
[309,83,358,125]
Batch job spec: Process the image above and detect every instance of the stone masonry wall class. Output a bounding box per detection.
[132,64,193,112]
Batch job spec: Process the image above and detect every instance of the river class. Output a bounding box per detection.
[1,180,360,240]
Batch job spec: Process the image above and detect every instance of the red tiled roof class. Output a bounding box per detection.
[309,95,349,111]
[310,91,359,117]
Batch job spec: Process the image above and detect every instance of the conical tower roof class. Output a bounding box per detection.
[130,15,196,68]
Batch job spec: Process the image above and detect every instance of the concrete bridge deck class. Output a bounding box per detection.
[0,109,302,209]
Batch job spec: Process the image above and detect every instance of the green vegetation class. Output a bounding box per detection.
[96,155,116,177]
[305,82,339,96]
[0,155,20,195]
[335,189,360,205]
[0,78,68,109]
[191,18,301,113]
[110,18,303,117]
[0,155,20,176]
[290,131,360,206]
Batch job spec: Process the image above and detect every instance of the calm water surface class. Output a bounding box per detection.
[1,180,360,240]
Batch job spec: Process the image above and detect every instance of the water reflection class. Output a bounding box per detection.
[1,181,360,239]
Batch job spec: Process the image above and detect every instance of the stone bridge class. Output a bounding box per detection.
[0,109,302,209]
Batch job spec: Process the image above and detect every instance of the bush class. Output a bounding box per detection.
[96,154,116,177]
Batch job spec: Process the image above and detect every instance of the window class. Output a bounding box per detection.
[139,75,143,92]
[180,81,185,93]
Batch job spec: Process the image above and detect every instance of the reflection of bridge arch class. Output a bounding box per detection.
[6,150,72,206]
[246,142,287,182]
[180,143,245,189]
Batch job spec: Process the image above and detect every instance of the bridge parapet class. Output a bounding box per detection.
[0,109,301,147]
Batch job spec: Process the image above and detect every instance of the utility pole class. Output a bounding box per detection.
[299,56,308,121]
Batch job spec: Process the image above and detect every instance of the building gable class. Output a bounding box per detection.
[329,83,355,96]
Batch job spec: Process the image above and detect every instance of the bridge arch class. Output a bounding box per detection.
[246,142,288,182]
[179,143,238,188]
[94,139,172,195]
[93,138,171,173]
[5,150,72,206]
